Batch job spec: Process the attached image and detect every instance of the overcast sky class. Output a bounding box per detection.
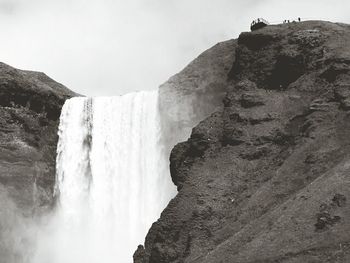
[0,0,349,96]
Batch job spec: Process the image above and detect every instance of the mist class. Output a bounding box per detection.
[1,1,350,262]
[0,186,37,263]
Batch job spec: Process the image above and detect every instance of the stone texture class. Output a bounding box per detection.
[0,62,77,213]
[135,21,350,263]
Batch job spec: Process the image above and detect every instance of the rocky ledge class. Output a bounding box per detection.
[135,21,350,262]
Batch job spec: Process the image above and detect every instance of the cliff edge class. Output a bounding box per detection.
[135,21,350,263]
[0,62,77,212]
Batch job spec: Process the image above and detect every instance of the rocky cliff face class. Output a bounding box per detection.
[158,39,237,149]
[135,21,350,263]
[0,62,76,212]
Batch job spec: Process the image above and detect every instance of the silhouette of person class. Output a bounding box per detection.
[298,17,301,22]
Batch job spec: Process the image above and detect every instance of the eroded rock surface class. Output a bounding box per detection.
[0,62,76,212]
[135,21,350,263]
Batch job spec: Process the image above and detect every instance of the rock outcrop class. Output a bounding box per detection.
[135,21,350,263]
[158,39,237,149]
[0,62,76,212]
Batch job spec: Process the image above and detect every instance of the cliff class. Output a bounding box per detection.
[135,21,350,262]
[0,62,77,212]
[158,39,237,148]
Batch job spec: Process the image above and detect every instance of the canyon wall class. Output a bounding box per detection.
[0,63,76,212]
[135,21,350,263]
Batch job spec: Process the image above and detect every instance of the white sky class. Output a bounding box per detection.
[0,0,349,96]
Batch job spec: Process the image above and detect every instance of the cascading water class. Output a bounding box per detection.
[34,90,176,263]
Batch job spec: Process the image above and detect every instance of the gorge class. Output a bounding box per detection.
[1,20,350,263]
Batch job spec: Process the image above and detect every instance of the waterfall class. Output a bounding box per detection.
[34,90,176,263]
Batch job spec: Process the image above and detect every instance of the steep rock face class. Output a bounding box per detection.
[0,62,76,212]
[158,39,237,149]
[135,21,350,262]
